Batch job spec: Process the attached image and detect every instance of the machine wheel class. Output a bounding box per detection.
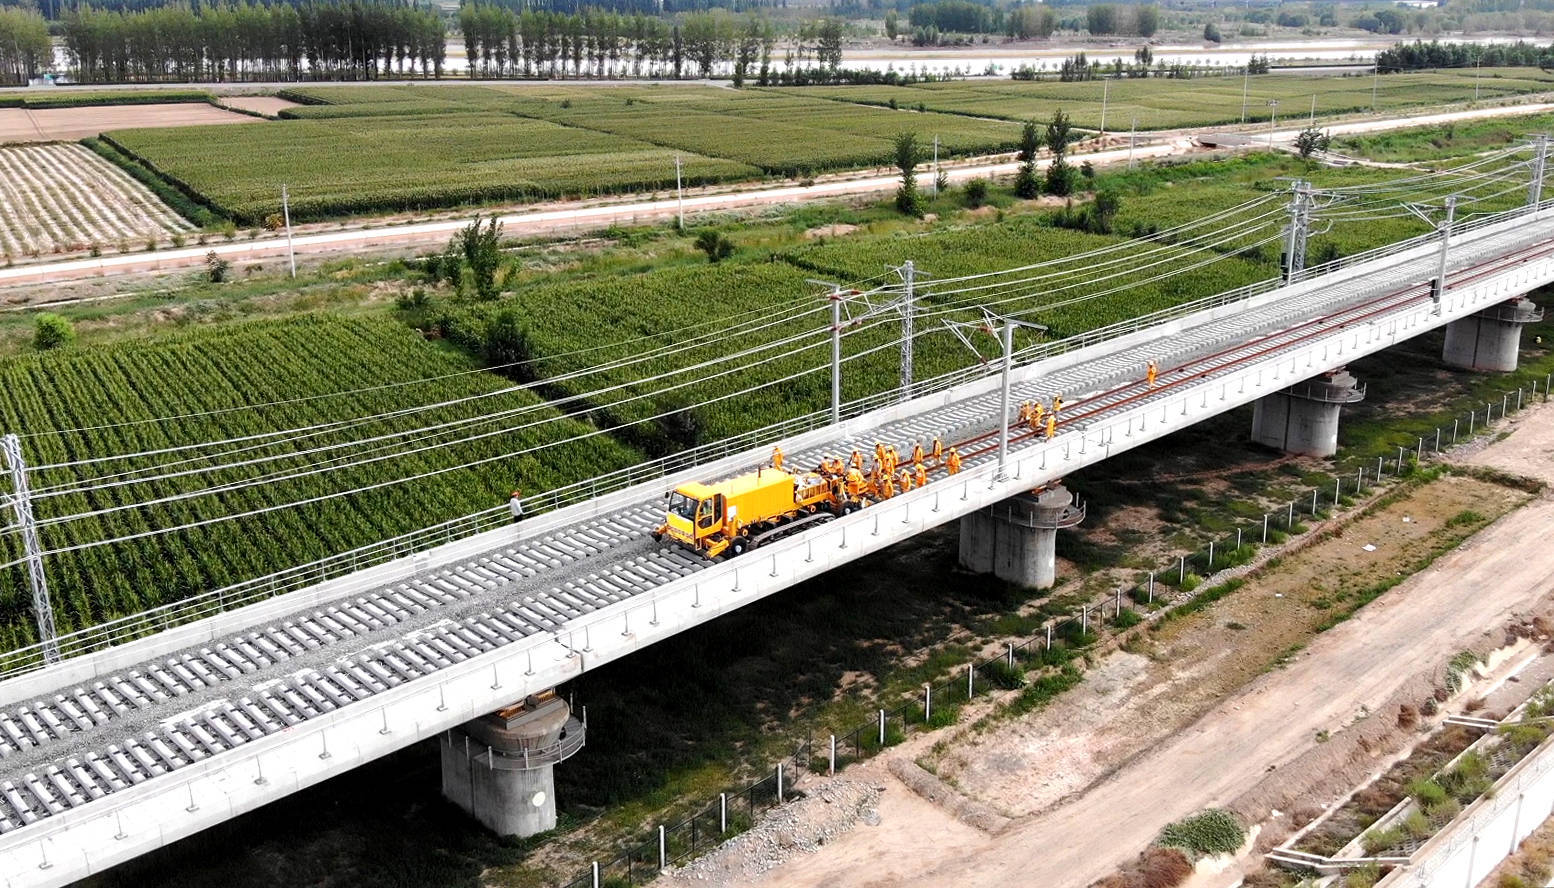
[840,500,861,516]
[729,537,750,557]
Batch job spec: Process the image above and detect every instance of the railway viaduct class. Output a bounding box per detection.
[2,195,1554,887]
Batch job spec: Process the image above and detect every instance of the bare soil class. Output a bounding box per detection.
[0,103,253,143]
[219,96,300,117]
[673,400,1554,888]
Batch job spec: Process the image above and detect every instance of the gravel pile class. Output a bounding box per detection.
[666,779,882,886]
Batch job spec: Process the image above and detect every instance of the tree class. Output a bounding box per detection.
[1203,22,1222,43]
[1090,189,1121,233]
[894,131,924,218]
[694,229,735,262]
[33,313,74,351]
[1134,5,1159,38]
[1086,4,1118,35]
[1045,109,1075,196]
[1015,118,1042,198]
[1294,127,1332,160]
[448,216,503,300]
[885,9,899,41]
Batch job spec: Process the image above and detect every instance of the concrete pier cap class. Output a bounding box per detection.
[1250,368,1366,458]
[1443,296,1544,372]
[959,483,1086,590]
[441,690,586,837]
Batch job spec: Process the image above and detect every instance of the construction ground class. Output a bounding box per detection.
[663,395,1554,888]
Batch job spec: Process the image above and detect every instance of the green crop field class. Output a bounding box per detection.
[437,201,1277,461]
[782,68,1554,131]
[0,315,638,650]
[103,113,756,223]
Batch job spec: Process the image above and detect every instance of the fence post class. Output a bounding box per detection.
[1007,642,1015,668]
[1470,410,1476,435]
[829,735,836,776]
[1334,476,1341,505]
[1435,427,1441,452]
[1148,572,1155,604]
[1082,605,1088,634]
[777,762,784,803]
[720,793,727,834]
[1236,528,1242,550]
[1046,623,1052,649]
[1311,489,1319,515]
[593,861,600,888]
[1207,541,1215,570]
[658,824,666,871]
[1178,555,1186,583]
[1115,586,1122,615]
[1453,418,1459,443]
[1262,514,1268,543]
[924,683,932,723]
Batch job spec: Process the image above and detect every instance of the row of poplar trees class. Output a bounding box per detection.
[0,7,51,85]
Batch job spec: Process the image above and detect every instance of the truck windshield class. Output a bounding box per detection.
[667,491,697,520]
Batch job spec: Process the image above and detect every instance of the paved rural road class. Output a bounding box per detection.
[2,100,1550,290]
[728,406,1554,888]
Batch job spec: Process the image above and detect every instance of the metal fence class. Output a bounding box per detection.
[554,370,1552,888]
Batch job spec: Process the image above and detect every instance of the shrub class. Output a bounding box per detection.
[1362,825,1404,855]
[32,313,75,351]
[1408,778,1448,808]
[982,658,1026,689]
[964,177,989,207]
[1135,846,1193,888]
[1156,809,1244,857]
[1346,862,1381,888]
[205,250,230,283]
[1112,607,1143,629]
[694,229,735,263]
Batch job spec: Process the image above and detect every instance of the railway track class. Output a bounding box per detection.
[0,216,1550,836]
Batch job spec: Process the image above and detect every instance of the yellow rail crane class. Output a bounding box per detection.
[654,438,959,560]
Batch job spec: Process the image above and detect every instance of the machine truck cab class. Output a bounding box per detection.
[656,467,838,559]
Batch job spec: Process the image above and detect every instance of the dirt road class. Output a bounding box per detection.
[723,410,1554,888]
[4,101,1551,291]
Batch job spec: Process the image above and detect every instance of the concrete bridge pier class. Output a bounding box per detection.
[1442,297,1544,372]
[440,690,586,837]
[959,484,1086,589]
[1250,369,1366,458]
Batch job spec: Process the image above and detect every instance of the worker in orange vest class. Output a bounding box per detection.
[772,446,784,471]
[911,441,925,466]
[1146,361,1158,388]
[946,448,963,474]
[880,473,896,499]
[1030,400,1045,430]
[931,436,944,464]
[897,468,914,493]
[914,462,928,489]
[1045,414,1057,440]
[850,450,864,470]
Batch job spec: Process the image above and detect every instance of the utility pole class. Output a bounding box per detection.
[996,321,1014,480]
[1371,63,1379,112]
[1309,93,1316,127]
[1267,99,1279,151]
[1240,64,1250,124]
[1128,117,1138,168]
[1099,79,1109,136]
[1282,180,1310,283]
[674,155,684,230]
[1474,60,1481,101]
[2,434,57,664]
[898,260,916,400]
[1434,196,1456,312]
[1529,134,1550,209]
[281,184,295,279]
[932,135,940,198]
[807,280,846,424]
[943,315,1046,481]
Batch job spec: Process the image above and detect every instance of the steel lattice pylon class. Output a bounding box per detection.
[2,433,58,664]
